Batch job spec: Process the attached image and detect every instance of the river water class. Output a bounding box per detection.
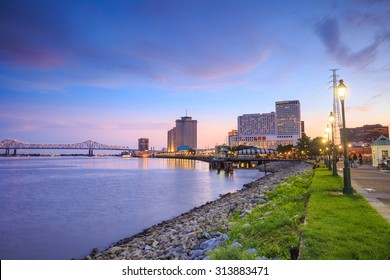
[0,156,263,260]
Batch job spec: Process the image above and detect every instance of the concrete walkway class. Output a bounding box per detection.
[337,162,390,223]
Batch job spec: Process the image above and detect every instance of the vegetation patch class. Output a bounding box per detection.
[209,171,313,260]
[300,167,390,260]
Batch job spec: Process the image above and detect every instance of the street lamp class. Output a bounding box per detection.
[329,112,338,176]
[325,125,331,170]
[337,79,353,195]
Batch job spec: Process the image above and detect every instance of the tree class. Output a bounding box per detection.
[297,133,311,156]
[309,137,325,156]
[277,144,293,154]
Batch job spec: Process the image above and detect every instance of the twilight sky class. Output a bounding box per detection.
[1,0,389,149]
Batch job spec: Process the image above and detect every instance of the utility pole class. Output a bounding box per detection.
[330,69,342,145]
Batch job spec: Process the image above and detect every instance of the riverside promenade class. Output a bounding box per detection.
[338,162,390,222]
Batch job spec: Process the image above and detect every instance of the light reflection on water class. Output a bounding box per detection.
[0,157,263,260]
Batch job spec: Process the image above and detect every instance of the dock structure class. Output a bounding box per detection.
[154,153,281,174]
[209,157,273,175]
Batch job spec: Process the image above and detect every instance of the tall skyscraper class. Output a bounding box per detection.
[275,100,301,146]
[167,116,197,152]
[167,127,176,152]
[175,116,197,149]
[275,100,301,135]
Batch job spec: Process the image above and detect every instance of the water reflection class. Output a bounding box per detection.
[166,158,197,169]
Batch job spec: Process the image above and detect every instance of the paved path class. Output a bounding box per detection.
[337,162,390,223]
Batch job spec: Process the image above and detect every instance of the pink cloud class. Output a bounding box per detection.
[0,40,66,69]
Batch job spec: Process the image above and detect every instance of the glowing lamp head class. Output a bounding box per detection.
[337,79,347,101]
[329,112,335,123]
[325,125,331,134]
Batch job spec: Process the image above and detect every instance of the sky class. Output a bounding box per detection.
[1,0,389,149]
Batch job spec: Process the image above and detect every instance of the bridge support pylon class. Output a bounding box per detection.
[88,148,94,156]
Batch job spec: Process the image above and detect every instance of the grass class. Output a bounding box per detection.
[209,165,390,260]
[209,171,313,260]
[300,166,390,260]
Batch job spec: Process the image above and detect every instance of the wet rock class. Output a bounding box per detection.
[90,247,99,256]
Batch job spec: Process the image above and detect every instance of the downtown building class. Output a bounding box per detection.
[138,138,149,151]
[167,116,197,152]
[229,100,301,149]
[342,124,389,144]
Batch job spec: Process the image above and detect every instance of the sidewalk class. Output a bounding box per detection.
[337,162,390,223]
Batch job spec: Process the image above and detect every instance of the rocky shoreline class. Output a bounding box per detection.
[86,161,313,260]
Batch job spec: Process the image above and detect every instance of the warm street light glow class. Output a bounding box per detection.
[329,111,335,123]
[337,79,347,101]
[325,125,331,134]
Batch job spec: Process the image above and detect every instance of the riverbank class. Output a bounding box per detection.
[86,161,312,260]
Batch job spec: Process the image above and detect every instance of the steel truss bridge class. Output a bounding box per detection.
[0,138,130,156]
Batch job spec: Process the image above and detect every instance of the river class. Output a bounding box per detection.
[0,156,263,260]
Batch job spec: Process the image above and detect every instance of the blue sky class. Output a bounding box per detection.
[1,0,389,149]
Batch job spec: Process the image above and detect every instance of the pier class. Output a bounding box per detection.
[153,153,294,174]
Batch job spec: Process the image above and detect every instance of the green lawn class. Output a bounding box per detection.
[209,166,390,260]
[300,167,390,260]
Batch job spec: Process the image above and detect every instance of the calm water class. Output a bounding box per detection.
[0,157,263,260]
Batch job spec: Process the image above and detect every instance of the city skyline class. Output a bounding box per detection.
[1,0,389,149]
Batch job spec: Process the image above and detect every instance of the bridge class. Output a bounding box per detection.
[0,138,130,156]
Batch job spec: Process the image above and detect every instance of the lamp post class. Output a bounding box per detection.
[325,125,331,170]
[337,79,353,195]
[329,112,338,176]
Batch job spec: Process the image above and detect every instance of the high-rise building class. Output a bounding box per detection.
[167,127,176,153]
[275,100,300,135]
[175,116,197,149]
[275,100,301,146]
[138,138,149,151]
[167,116,197,152]
[229,100,301,149]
